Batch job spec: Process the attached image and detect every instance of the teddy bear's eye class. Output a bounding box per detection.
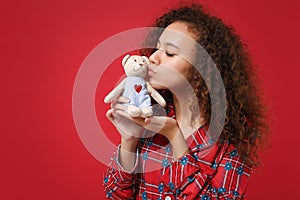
[134,59,137,62]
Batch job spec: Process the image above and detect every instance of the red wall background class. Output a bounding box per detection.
[1,0,300,199]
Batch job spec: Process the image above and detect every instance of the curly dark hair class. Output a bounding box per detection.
[141,2,270,167]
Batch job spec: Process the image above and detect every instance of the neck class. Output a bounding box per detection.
[172,93,203,139]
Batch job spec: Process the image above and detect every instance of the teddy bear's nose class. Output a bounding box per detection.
[139,64,143,67]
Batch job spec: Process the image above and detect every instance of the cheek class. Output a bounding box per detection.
[153,59,192,79]
[150,68,191,90]
[171,60,192,79]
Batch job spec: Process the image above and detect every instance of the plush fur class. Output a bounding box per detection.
[104,54,166,117]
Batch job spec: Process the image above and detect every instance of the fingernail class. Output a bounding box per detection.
[145,118,150,123]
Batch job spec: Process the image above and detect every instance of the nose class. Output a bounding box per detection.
[149,49,161,65]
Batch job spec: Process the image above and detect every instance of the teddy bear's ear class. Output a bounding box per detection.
[142,56,150,65]
[122,54,130,66]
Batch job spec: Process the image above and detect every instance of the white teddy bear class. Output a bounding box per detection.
[104,54,166,118]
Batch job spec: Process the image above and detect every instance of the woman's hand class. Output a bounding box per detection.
[106,96,146,171]
[115,110,190,159]
[115,109,178,141]
[106,96,145,142]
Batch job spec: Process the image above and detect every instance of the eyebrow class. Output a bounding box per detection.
[157,40,180,50]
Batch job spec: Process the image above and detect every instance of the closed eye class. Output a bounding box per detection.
[153,47,176,57]
[165,51,175,57]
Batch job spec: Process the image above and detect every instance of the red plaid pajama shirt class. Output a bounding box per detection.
[103,91,252,200]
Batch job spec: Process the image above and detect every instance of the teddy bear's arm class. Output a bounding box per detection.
[146,81,166,107]
[104,79,126,103]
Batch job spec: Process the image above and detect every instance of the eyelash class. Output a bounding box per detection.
[154,48,175,57]
[165,52,175,57]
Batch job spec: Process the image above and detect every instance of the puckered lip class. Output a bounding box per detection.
[148,64,157,74]
[147,71,154,77]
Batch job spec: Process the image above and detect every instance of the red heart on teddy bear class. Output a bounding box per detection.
[134,84,142,93]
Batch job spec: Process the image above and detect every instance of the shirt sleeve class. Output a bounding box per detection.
[160,128,253,200]
[103,145,139,199]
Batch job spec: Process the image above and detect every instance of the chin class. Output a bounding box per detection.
[152,84,168,90]
[148,76,172,90]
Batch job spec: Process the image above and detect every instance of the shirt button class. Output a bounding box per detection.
[165,196,171,200]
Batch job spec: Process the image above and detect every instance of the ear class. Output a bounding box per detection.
[142,56,150,65]
[122,54,130,66]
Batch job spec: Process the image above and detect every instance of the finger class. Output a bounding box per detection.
[115,110,131,119]
[111,102,127,111]
[116,110,166,126]
[144,117,151,124]
[143,116,168,133]
[145,115,166,126]
[116,96,130,103]
[106,109,115,123]
[116,110,147,126]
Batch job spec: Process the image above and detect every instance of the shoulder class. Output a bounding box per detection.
[187,126,253,178]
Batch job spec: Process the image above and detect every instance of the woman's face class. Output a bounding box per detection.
[147,21,198,90]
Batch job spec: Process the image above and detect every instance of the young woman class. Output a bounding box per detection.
[103,3,269,200]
